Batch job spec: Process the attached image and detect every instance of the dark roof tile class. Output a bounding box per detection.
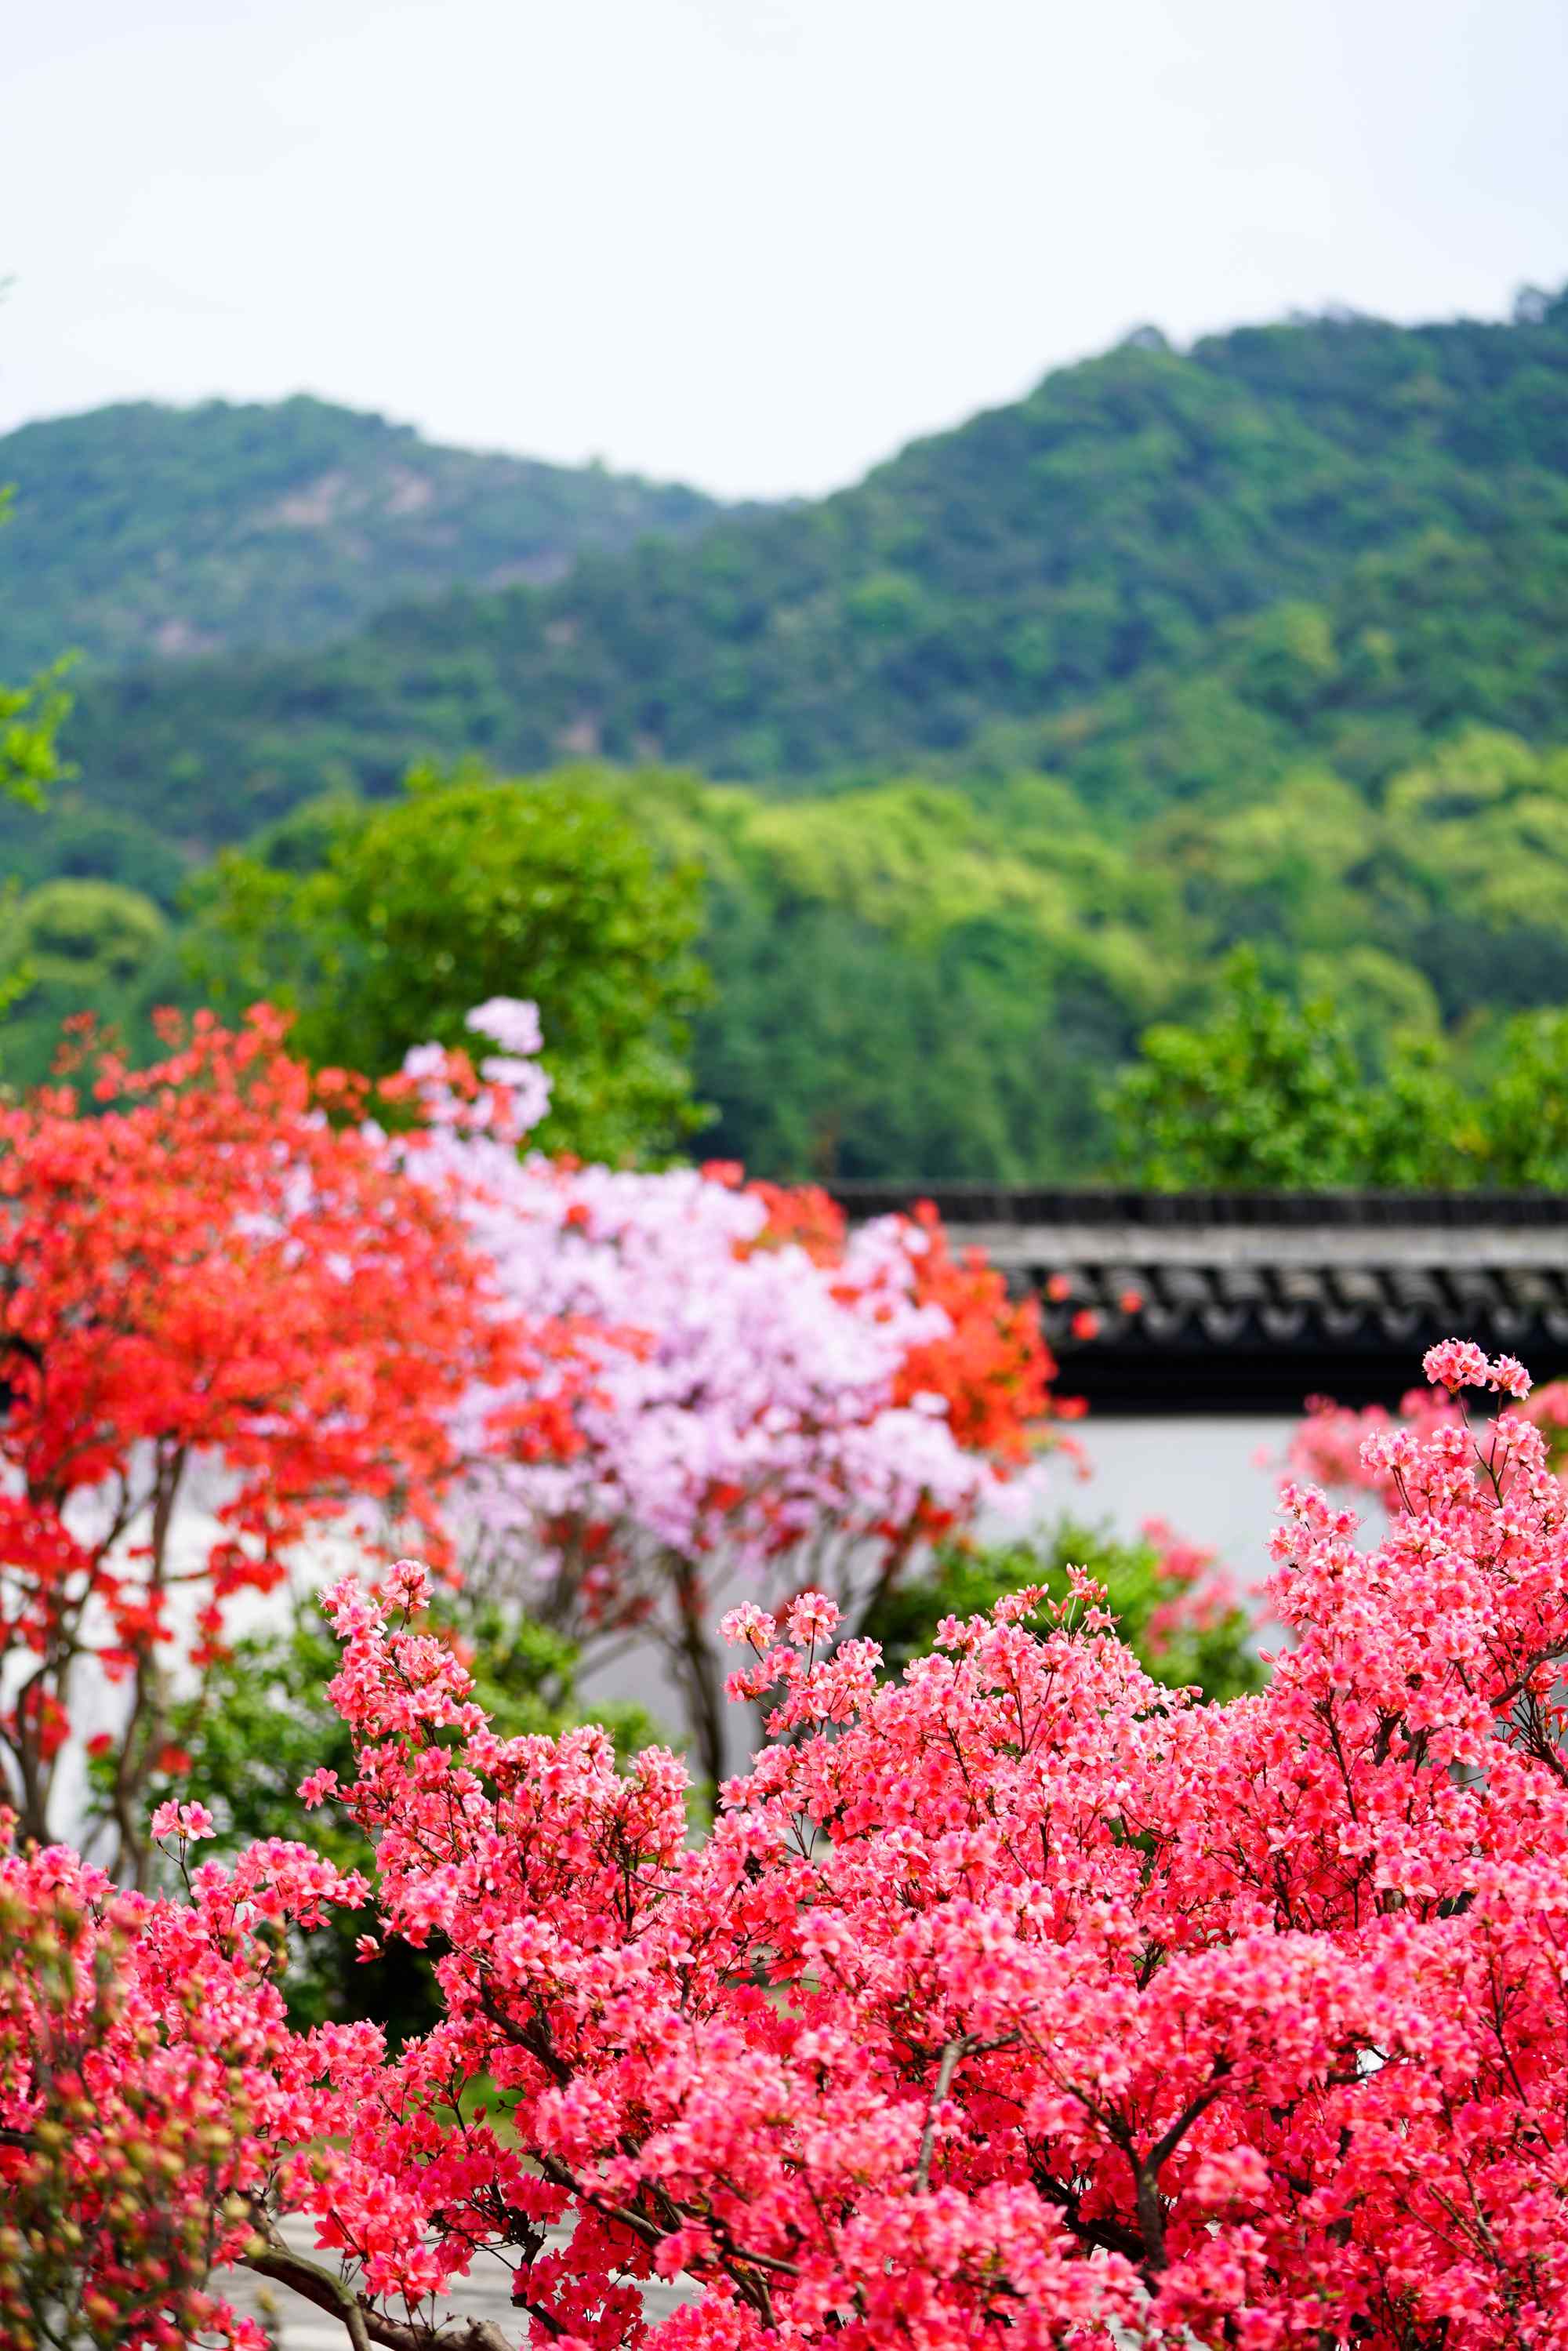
[831,1187,1568,1394]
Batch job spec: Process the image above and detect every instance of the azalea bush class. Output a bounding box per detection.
[6,1337,1568,2347]
[0,1008,529,1877]
[0,1819,368,2350]
[400,1005,1061,1788]
[151,1534,1247,2039]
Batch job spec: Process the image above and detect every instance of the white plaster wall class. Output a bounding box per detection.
[1069,1414,1297,1578]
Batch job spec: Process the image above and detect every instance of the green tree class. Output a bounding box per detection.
[7,875,167,983]
[1105,950,1478,1189]
[0,473,74,1050]
[187,766,710,1161]
[1105,951,1568,1190]
[0,878,176,1086]
[0,660,70,811]
[1473,1008,1568,1186]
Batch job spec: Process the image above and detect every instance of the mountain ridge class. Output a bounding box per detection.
[42,285,1568,855]
[0,392,728,677]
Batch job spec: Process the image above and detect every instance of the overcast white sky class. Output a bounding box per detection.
[3,0,1565,499]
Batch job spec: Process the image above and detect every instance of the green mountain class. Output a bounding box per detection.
[9,285,1568,1179]
[48,287,1568,852]
[0,394,724,678]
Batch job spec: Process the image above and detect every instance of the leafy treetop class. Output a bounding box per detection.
[187,769,710,1164]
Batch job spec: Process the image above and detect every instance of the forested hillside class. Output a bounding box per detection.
[9,285,1568,1177]
[0,395,723,678]
[50,288,1568,847]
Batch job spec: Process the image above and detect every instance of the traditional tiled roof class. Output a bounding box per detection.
[829,1187,1568,1412]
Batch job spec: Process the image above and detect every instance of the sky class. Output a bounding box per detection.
[3,0,1566,500]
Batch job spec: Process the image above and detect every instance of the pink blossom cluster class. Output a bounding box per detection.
[13,1336,1568,2348]
[453,1157,1004,1568]
[397,1005,1053,1776]
[1136,1516,1240,1648]
[1292,1339,1568,1506]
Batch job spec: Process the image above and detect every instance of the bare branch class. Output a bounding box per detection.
[242,2214,514,2351]
[915,2036,969,2193]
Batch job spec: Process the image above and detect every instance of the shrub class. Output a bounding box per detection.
[7,1341,1568,2346]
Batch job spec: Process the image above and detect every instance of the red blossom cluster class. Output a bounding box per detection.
[0,1011,521,1873]
[6,1339,1568,2348]
[884,1203,1056,1465]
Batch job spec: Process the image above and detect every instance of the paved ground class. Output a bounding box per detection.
[216,2220,696,2348]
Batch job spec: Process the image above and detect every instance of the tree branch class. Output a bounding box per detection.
[915,2037,969,2193]
[243,2218,514,2351]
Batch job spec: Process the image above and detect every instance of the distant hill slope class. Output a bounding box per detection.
[13,287,1568,1182]
[0,395,724,676]
[51,288,1568,847]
